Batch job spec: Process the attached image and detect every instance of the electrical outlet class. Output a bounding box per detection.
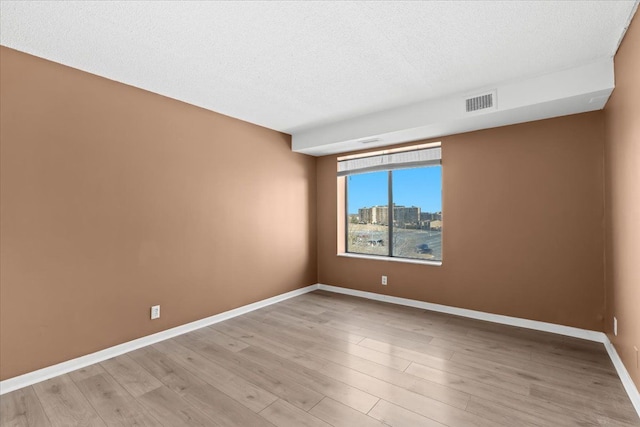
[381,275,387,286]
[614,316,617,336]
[151,305,160,320]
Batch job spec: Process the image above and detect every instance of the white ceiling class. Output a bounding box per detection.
[1,1,638,154]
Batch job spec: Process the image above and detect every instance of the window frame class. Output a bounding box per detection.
[339,143,442,266]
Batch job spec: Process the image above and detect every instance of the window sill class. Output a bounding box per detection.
[337,252,442,266]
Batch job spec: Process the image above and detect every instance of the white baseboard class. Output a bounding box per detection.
[0,284,319,395]
[318,284,605,341]
[604,337,640,416]
[317,283,640,419]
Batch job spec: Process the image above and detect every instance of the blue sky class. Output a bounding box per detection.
[347,166,442,214]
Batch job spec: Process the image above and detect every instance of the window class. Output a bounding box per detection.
[340,144,442,263]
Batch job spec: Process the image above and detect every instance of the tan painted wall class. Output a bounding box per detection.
[604,13,640,389]
[0,47,317,381]
[318,112,606,331]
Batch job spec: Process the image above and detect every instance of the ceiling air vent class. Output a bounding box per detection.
[465,91,497,113]
[357,137,380,144]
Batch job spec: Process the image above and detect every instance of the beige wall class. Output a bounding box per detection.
[604,13,640,389]
[318,112,606,331]
[0,47,317,381]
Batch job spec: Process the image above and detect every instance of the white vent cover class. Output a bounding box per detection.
[465,90,497,113]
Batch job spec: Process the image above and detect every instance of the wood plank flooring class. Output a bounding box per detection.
[1,290,639,426]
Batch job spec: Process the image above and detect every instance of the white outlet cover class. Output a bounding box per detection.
[151,305,160,320]
[614,316,617,336]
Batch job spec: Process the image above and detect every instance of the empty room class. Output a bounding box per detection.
[1,1,639,426]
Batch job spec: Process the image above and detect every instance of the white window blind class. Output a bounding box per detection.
[337,146,441,176]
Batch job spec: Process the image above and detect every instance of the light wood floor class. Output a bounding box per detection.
[2,290,639,427]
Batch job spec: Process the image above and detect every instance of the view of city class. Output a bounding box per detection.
[346,167,442,261]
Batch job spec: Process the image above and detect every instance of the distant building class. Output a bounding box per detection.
[429,220,443,231]
[357,205,389,224]
[420,212,437,221]
[394,205,420,226]
[358,207,371,223]
[420,212,443,221]
[371,205,388,224]
[357,205,423,226]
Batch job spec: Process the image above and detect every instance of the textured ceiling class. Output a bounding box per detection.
[1,1,637,134]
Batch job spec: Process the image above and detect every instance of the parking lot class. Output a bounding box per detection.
[348,224,442,260]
